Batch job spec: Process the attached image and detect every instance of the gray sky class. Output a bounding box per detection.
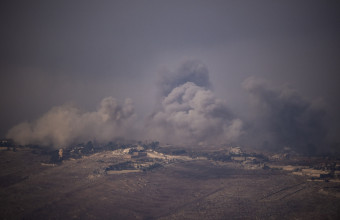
[1,1,339,151]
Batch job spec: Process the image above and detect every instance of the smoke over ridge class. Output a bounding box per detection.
[6,97,136,147]
[5,61,337,154]
[6,60,243,148]
[242,76,328,154]
[147,60,243,145]
[147,82,243,145]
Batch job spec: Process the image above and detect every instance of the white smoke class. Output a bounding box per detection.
[6,97,136,147]
[147,61,243,145]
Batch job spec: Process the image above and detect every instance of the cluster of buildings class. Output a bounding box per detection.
[226,146,340,181]
[0,139,15,151]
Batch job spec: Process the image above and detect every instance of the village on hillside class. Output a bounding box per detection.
[2,138,340,183]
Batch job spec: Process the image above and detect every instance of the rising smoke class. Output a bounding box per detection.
[158,60,211,97]
[6,60,243,148]
[242,76,328,154]
[6,61,333,154]
[147,60,243,145]
[6,97,136,148]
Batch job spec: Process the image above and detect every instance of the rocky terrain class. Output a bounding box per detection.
[1,143,340,219]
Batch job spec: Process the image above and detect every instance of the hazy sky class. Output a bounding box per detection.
[1,1,339,152]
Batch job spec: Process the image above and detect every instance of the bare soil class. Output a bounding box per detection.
[1,148,340,219]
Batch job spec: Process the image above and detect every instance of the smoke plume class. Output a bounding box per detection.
[7,61,331,154]
[6,60,243,148]
[242,76,328,154]
[159,60,211,97]
[147,60,243,145]
[6,97,136,148]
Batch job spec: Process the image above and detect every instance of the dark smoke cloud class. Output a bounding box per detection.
[148,61,243,145]
[159,60,211,97]
[242,76,328,154]
[6,97,136,148]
